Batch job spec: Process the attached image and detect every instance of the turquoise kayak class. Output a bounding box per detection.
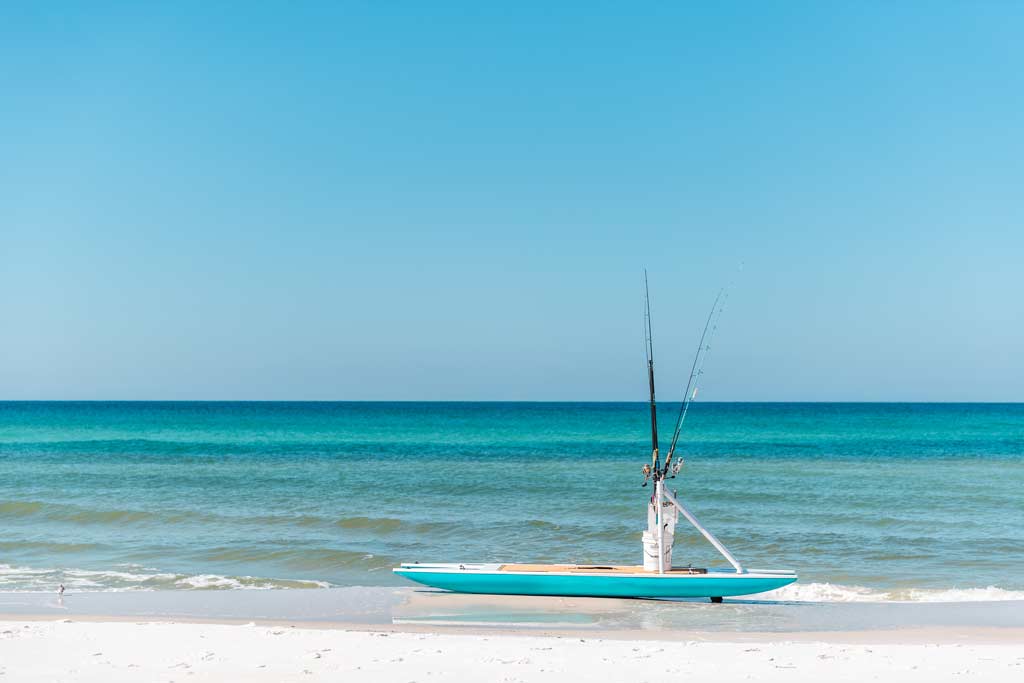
[393,563,797,599]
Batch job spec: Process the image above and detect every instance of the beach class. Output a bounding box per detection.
[2,589,1023,681]
[3,618,1022,682]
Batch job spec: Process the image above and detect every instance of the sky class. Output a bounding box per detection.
[1,2,1022,401]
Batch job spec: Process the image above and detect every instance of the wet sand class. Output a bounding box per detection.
[2,587,1022,638]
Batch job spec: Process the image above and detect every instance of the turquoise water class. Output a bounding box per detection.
[1,402,1021,599]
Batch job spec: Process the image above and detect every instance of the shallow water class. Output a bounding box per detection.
[1,402,1021,599]
[2,589,1023,635]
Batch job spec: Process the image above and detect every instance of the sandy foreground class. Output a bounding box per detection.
[1,620,1022,682]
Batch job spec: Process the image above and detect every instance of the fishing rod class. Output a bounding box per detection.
[661,288,728,479]
[643,270,660,485]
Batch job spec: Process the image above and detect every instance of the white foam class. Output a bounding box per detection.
[175,574,250,590]
[0,563,328,592]
[899,586,1024,603]
[755,581,1024,603]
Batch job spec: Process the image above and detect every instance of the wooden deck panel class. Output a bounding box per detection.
[498,564,707,575]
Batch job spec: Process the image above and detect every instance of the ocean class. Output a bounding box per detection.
[1,401,1021,601]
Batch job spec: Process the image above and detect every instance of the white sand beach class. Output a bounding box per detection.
[2,589,1023,681]
[1,619,1022,682]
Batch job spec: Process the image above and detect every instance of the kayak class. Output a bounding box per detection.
[394,563,797,599]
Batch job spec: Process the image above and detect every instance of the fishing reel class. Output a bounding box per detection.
[641,463,652,487]
[671,458,684,477]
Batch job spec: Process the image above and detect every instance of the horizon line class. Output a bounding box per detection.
[1,399,1021,405]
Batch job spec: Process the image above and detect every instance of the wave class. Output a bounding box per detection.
[0,540,103,554]
[520,519,560,531]
[0,501,45,516]
[202,546,365,564]
[0,499,211,526]
[755,581,1024,603]
[330,516,463,537]
[0,500,399,530]
[335,516,404,533]
[1,500,471,536]
[0,563,330,592]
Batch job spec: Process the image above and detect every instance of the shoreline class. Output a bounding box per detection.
[2,613,1023,645]
[2,588,1022,639]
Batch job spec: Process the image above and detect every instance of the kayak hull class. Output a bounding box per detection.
[394,563,797,599]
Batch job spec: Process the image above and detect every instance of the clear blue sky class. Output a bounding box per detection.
[2,2,1021,401]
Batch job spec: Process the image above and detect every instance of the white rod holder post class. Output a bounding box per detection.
[662,488,745,574]
[655,480,665,574]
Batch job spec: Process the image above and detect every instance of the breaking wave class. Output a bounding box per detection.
[755,581,1024,603]
[0,563,330,593]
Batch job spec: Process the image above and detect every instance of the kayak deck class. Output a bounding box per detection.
[394,563,797,599]
[499,564,708,574]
